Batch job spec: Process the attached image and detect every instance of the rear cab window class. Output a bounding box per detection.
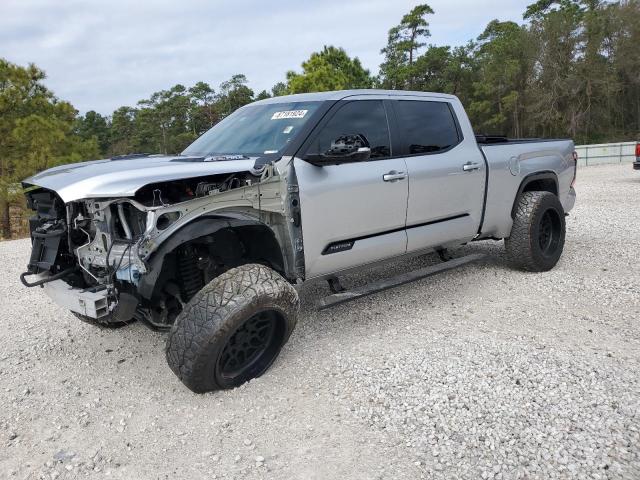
[392,100,461,155]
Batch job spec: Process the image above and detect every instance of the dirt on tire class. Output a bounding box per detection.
[165,263,299,393]
[505,191,566,272]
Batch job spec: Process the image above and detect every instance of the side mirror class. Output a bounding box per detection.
[304,134,371,166]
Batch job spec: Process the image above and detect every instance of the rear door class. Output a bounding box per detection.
[389,97,486,252]
[294,98,409,278]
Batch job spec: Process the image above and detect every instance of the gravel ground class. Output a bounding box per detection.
[1,163,639,480]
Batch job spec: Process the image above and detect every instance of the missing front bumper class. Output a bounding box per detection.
[42,279,112,318]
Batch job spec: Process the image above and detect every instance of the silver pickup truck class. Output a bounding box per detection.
[21,90,577,392]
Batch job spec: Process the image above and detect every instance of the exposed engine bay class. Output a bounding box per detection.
[21,164,302,329]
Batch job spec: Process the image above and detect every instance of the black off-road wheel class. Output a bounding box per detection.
[165,264,299,393]
[505,191,566,272]
[71,312,133,329]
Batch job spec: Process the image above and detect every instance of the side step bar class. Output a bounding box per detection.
[317,253,485,310]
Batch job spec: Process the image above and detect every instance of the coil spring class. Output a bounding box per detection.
[178,246,204,301]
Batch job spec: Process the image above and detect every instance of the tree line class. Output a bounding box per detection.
[1,0,639,238]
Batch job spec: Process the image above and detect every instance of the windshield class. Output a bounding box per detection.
[182,101,322,157]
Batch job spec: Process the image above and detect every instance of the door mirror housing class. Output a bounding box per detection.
[303,134,371,166]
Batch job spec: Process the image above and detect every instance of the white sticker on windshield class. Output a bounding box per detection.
[283,126,293,134]
[271,110,308,120]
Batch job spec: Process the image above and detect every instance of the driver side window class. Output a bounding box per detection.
[304,100,391,160]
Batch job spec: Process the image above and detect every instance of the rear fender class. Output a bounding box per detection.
[511,171,559,218]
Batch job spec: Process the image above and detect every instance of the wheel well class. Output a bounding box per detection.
[231,225,285,273]
[136,220,287,329]
[159,224,285,293]
[511,173,559,218]
[521,178,557,196]
[138,218,286,300]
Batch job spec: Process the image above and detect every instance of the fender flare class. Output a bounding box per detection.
[137,214,283,299]
[511,171,559,218]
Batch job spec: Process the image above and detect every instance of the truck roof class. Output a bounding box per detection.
[252,89,458,105]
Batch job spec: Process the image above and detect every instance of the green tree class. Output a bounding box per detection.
[521,0,639,143]
[137,84,194,154]
[379,4,435,89]
[108,106,137,155]
[255,90,271,101]
[525,1,585,139]
[609,0,640,137]
[75,110,109,154]
[216,74,254,118]
[189,81,218,135]
[271,82,288,97]
[286,46,373,93]
[410,44,474,96]
[0,59,99,237]
[468,20,533,137]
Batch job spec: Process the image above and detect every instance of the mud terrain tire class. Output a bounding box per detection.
[505,191,566,272]
[165,264,299,393]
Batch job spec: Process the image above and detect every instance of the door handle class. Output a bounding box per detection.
[383,171,407,182]
[463,162,481,172]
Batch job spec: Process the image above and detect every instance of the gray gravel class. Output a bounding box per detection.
[1,163,639,479]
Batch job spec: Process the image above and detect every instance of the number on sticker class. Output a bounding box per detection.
[271,110,308,120]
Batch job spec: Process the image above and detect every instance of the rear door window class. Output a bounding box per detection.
[393,101,460,155]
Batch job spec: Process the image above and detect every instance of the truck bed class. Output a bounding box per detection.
[478,138,576,239]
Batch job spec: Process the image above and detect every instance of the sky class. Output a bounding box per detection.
[1,0,532,115]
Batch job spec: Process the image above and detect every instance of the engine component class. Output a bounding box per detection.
[26,220,66,273]
[117,203,133,240]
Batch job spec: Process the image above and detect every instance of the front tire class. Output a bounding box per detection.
[165,264,299,393]
[505,191,566,272]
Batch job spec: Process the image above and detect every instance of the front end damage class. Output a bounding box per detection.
[21,160,303,329]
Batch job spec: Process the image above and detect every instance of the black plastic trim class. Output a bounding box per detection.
[322,214,469,255]
[476,147,490,235]
[318,253,485,309]
[511,171,559,218]
[322,241,355,255]
[382,99,402,158]
[20,267,78,288]
[478,137,570,145]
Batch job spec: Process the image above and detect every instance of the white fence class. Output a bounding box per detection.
[575,141,637,167]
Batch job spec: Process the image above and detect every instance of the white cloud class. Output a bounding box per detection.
[0,0,531,114]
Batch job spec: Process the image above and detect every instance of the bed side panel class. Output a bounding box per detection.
[480,140,575,239]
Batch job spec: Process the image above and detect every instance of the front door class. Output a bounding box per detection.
[294,99,409,278]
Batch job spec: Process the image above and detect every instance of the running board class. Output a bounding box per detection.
[317,253,485,310]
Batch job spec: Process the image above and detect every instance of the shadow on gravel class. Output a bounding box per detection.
[55,241,511,387]
[296,240,508,315]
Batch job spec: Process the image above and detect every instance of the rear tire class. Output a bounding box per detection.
[505,191,566,272]
[165,264,299,393]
